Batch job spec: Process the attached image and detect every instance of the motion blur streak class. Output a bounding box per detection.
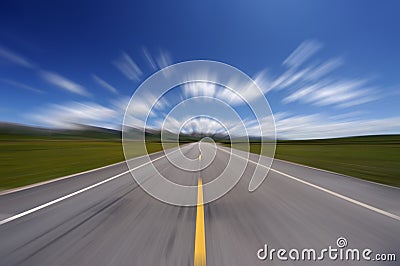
[0,144,399,265]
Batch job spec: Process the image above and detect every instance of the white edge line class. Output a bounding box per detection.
[0,171,129,225]
[2,144,398,225]
[4,142,395,195]
[272,158,400,190]
[0,161,126,196]
[269,168,400,222]
[220,146,400,189]
[0,146,185,226]
[217,146,400,222]
[217,145,400,190]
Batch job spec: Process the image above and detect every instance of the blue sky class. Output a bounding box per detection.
[1,0,400,139]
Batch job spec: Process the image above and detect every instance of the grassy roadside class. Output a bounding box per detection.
[1,134,399,191]
[232,135,400,188]
[0,140,173,191]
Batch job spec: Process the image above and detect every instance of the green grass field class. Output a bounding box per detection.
[1,133,399,191]
[0,140,174,191]
[233,135,400,187]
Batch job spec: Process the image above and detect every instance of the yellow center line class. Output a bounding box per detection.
[194,154,206,266]
[194,178,206,266]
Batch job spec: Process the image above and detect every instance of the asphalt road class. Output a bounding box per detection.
[0,143,399,265]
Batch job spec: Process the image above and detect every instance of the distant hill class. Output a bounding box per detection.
[277,134,400,145]
[0,122,121,140]
[2,122,398,143]
[0,122,208,142]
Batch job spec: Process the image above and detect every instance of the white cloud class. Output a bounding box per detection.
[282,79,377,107]
[243,113,284,137]
[336,93,377,108]
[181,81,255,107]
[190,77,272,106]
[305,57,343,81]
[1,79,44,94]
[142,47,174,71]
[271,57,342,91]
[221,73,274,105]
[215,87,243,105]
[282,83,319,103]
[113,52,142,81]
[0,46,36,68]
[183,82,217,98]
[111,96,131,112]
[275,113,400,139]
[92,74,118,94]
[142,47,157,70]
[278,67,311,89]
[269,69,293,90]
[308,81,368,106]
[13,43,395,141]
[179,117,226,135]
[0,47,92,97]
[31,101,118,129]
[283,40,322,68]
[173,66,273,107]
[242,112,400,139]
[124,91,170,120]
[156,50,173,69]
[271,40,379,108]
[40,70,90,96]
[162,116,182,132]
[252,70,274,94]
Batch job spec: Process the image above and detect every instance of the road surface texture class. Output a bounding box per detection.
[0,143,399,265]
